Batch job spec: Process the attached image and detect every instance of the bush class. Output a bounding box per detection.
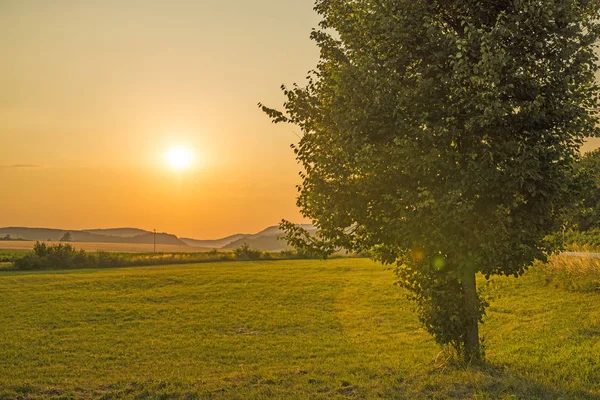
[208,249,219,257]
[564,229,600,251]
[94,251,125,269]
[279,249,295,258]
[8,242,330,271]
[233,243,262,261]
[13,242,91,270]
[12,253,44,271]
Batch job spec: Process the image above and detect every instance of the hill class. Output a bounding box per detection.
[182,224,316,252]
[223,224,317,251]
[0,227,186,246]
[180,234,247,249]
[0,224,317,251]
[82,228,151,237]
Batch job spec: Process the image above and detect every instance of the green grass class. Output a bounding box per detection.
[0,259,599,399]
[563,229,600,252]
[0,249,28,270]
[0,249,28,261]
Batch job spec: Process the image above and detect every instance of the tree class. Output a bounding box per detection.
[570,148,600,230]
[261,0,600,361]
[60,232,72,242]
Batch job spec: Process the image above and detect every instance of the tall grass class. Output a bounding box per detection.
[531,255,600,292]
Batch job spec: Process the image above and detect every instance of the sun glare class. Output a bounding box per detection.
[165,145,194,171]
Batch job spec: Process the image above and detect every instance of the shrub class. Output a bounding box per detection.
[14,242,90,270]
[8,242,328,272]
[564,229,600,251]
[12,253,44,271]
[208,249,219,257]
[94,251,125,269]
[233,243,262,261]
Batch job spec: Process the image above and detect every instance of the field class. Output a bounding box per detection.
[0,249,28,260]
[1,259,599,399]
[0,240,210,253]
[0,249,27,270]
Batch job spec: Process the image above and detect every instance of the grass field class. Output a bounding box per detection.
[0,249,28,260]
[1,259,599,399]
[0,249,28,270]
[0,241,211,253]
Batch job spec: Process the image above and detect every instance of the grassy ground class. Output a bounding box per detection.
[0,259,599,399]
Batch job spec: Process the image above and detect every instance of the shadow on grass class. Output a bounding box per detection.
[4,366,599,400]
[385,362,600,400]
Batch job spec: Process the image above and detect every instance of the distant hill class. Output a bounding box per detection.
[223,224,317,252]
[182,225,316,251]
[82,228,151,237]
[0,227,62,242]
[0,227,186,246]
[0,224,316,251]
[180,234,247,249]
[225,235,289,252]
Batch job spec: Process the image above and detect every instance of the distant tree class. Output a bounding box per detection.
[569,149,600,230]
[262,0,600,361]
[233,243,262,261]
[60,232,72,242]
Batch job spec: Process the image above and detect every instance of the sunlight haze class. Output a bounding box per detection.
[0,0,319,238]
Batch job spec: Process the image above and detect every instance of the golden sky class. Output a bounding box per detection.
[0,1,320,238]
[1,1,599,239]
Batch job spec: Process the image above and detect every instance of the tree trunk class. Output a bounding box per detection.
[461,264,481,362]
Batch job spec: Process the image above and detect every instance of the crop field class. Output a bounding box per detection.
[1,259,599,399]
[0,249,27,270]
[0,240,210,253]
[0,249,28,260]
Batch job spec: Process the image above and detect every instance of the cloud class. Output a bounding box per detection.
[0,164,43,169]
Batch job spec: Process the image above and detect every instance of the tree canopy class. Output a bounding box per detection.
[262,0,600,360]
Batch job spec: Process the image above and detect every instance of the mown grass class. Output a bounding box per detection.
[0,259,599,399]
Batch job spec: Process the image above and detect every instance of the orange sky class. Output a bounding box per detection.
[1,2,599,239]
[0,1,320,238]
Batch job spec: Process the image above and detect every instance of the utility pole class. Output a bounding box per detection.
[153,229,156,253]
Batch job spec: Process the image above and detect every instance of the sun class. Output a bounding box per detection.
[164,145,194,171]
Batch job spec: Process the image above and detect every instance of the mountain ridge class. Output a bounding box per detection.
[0,227,185,246]
[0,224,316,251]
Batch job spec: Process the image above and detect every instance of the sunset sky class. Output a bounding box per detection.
[1,1,599,239]
[1,1,320,238]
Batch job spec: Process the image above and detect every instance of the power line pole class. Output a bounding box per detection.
[153,228,156,253]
